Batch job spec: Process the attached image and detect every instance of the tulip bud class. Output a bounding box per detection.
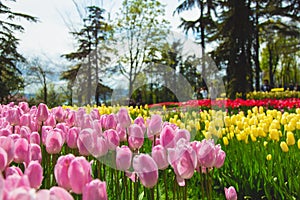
[54,154,75,190]
[103,129,120,150]
[14,138,29,164]
[24,161,43,189]
[224,186,237,200]
[116,145,132,171]
[36,103,49,122]
[0,147,8,172]
[117,108,132,128]
[0,136,14,164]
[133,154,158,188]
[105,114,117,130]
[68,156,92,194]
[160,125,176,149]
[151,145,168,170]
[50,186,75,200]
[128,124,144,150]
[82,179,107,200]
[147,114,162,136]
[66,127,80,149]
[45,130,63,154]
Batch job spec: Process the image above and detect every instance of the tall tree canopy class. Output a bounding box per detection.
[0,1,36,102]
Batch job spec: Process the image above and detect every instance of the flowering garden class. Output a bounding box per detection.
[0,97,300,199]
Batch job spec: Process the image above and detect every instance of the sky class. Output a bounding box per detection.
[6,0,199,60]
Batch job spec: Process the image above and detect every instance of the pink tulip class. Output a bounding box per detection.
[77,128,94,156]
[100,114,107,129]
[53,106,64,122]
[147,114,162,136]
[117,108,131,128]
[214,145,226,168]
[6,108,21,126]
[0,174,4,200]
[134,117,146,134]
[36,103,49,122]
[198,139,216,168]
[133,154,158,188]
[92,120,102,136]
[68,156,92,194]
[18,102,30,113]
[65,110,76,127]
[82,179,107,200]
[19,126,31,141]
[7,187,35,200]
[41,126,53,145]
[174,129,190,143]
[5,166,23,177]
[90,108,100,120]
[44,114,56,127]
[29,143,42,163]
[91,136,108,158]
[116,145,132,171]
[0,136,14,164]
[0,147,8,172]
[14,138,29,164]
[54,154,75,190]
[224,186,237,200]
[24,161,43,189]
[45,129,63,154]
[56,123,69,141]
[36,189,50,199]
[116,124,127,142]
[168,139,197,186]
[151,145,168,170]
[105,114,117,130]
[128,124,144,150]
[29,131,40,145]
[50,186,74,200]
[103,129,120,150]
[19,114,31,127]
[160,125,176,149]
[66,127,79,149]
[0,128,11,137]
[5,173,31,192]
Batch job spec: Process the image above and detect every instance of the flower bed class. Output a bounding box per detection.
[1,101,299,199]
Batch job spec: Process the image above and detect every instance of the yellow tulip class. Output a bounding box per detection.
[286,131,295,146]
[264,141,268,147]
[223,136,229,146]
[266,154,272,161]
[298,139,300,149]
[280,141,289,152]
[269,129,280,142]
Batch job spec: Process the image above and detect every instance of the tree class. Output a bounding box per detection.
[174,0,218,84]
[0,1,36,102]
[63,5,112,105]
[115,0,169,101]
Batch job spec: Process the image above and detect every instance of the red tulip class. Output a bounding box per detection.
[133,154,158,188]
[82,179,107,200]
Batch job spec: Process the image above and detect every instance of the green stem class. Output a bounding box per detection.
[163,170,169,200]
[184,179,187,200]
[134,174,138,200]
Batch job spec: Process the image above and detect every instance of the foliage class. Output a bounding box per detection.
[0,1,36,102]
